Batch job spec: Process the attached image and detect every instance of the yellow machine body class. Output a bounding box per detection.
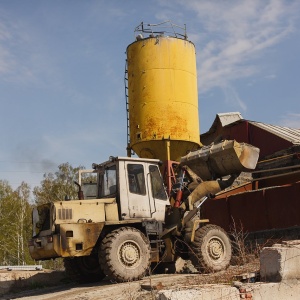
[126,36,201,161]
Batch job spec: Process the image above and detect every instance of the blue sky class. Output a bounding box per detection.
[1,0,300,192]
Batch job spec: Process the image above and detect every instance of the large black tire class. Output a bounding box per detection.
[64,254,105,283]
[99,227,151,282]
[189,224,232,272]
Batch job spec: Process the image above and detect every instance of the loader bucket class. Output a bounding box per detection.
[180,140,260,180]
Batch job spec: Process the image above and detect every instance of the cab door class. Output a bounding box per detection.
[147,164,169,221]
[125,162,153,218]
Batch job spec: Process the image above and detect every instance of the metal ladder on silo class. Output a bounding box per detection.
[124,60,131,156]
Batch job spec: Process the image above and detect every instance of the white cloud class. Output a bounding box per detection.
[0,13,19,75]
[279,113,300,128]
[265,74,277,79]
[222,85,247,112]
[192,0,296,91]
[157,0,299,109]
[0,46,15,74]
[0,20,48,86]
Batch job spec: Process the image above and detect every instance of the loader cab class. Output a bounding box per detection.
[78,156,169,221]
[118,157,169,221]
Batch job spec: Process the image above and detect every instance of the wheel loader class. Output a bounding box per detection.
[29,140,259,282]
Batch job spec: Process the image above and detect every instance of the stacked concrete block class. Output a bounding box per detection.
[260,240,300,282]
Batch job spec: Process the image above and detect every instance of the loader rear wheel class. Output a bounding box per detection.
[189,224,232,272]
[99,227,151,282]
[64,255,105,283]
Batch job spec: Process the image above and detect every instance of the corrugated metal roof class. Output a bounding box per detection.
[249,121,300,145]
[202,112,300,145]
[203,112,244,136]
[217,112,243,126]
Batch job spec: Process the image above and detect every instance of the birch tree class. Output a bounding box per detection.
[0,180,32,265]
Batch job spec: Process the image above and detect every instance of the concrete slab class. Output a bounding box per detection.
[0,270,65,295]
[241,281,300,300]
[260,240,300,282]
[157,285,240,300]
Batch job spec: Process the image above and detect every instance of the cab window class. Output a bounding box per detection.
[149,165,167,200]
[82,173,97,199]
[127,164,146,195]
[98,165,117,198]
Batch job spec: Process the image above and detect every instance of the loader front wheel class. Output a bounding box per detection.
[189,224,232,272]
[99,227,151,282]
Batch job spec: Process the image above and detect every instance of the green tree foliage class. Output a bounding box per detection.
[33,163,84,205]
[0,162,89,268]
[0,180,33,265]
[32,162,89,270]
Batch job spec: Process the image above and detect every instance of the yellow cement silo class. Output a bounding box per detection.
[126,34,201,161]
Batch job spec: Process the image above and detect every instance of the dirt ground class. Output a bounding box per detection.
[1,259,260,300]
